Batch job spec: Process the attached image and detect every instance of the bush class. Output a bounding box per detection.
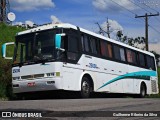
[0,23,25,99]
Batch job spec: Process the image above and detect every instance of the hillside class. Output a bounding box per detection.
[0,23,25,99]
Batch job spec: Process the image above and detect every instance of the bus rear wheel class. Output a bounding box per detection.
[81,77,91,98]
[140,84,146,98]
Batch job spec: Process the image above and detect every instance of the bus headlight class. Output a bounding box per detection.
[46,72,60,77]
[12,77,20,80]
[46,73,55,77]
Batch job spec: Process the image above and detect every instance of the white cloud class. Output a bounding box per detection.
[14,20,34,27]
[101,19,123,31]
[14,22,23,26]
[50,15,61,24]
[149,43,160,54]
[10,0,55,11]
[25,20,34,27]
[92,0,137,12]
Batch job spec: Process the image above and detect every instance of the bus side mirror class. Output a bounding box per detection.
[55,33,66,51]
[1,42,14,60]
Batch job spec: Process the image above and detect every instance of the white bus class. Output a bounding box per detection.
[2,23,159,98]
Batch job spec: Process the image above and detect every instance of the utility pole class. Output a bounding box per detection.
[95,22,105,36]
[0,0,10,23]
[135,13,159,51]
[106,18,111,38]
[96,18,112,38]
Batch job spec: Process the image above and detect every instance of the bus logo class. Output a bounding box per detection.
[13,69,20,73]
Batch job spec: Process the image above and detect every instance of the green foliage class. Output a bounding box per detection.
[158,67,160,93]
[0,23,25,99]
[150,51,160,66]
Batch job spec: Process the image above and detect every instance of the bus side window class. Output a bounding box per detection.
[90,37,98,54]
[81,35,84,51]
[126,49,137,65]
[67,35,79,61]
[150,57,156,70]
[107,43,113,58]
[83,35,91,52]
[120,47,126,62]
[139,53,145,67]
[146,56,156,70]
[100,40,108,57]
[126,49,132,63]
[113,45,121,61]
[132,51,137,65]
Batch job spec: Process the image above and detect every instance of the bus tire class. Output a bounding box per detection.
[81,76,91,98]
[140,83,146,98]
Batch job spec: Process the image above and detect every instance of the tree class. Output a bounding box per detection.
[150,51,160,66]
[116,31,145,49]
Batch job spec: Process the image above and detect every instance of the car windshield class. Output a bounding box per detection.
[13,29,61,64]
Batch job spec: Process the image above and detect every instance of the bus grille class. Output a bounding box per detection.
[21,74,44,80]
[151,80,157,93]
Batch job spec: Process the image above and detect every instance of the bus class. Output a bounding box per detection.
[2,23,159,98]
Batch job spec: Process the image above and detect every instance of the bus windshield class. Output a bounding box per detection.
[14,29,62,64]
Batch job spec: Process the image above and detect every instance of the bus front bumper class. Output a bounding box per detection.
[12,77,62,93]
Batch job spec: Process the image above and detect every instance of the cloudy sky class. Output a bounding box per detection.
[9,0,160,53]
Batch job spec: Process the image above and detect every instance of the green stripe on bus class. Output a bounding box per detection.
[97,71,157,90]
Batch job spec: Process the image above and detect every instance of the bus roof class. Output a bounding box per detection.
[17,23,154,57]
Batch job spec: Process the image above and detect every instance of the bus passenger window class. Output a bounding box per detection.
[81,35,84,51]
[113,45,121,61]
[127,50,133,63]
[150,57,156,70]
[100,41,107,57]
[90,38,98,54]
[67,36,79,61]
[68,36,78,52]
[132,51,137,65]
[84,35,90,52]
[107,43,112,58]
[127,50,137,64]
[139,53,145,67]
[120,48,126,61]
[146,56,155,70]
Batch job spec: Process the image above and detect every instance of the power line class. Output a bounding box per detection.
[129,0,160,24]
[136,0,160,23]
[137,0,159,13]
[149,24,160,34]
[110,0,160,51]
[93,0,160,43]
[128,0,151,13]
[110,0,136,15]
[110,0,160,33]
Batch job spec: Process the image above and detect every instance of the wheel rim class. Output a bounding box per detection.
[82,81,90,94]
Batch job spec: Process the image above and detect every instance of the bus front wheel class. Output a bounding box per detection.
[81,77,91,98]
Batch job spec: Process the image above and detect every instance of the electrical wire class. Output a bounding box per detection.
[109,0,160,34]
[136,0,160,23]
[92,0,160,36]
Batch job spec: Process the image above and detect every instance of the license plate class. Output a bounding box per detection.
[27,82,35,87]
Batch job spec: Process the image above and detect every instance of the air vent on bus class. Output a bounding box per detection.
[21,74,44,80]
[151,80,157,93]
